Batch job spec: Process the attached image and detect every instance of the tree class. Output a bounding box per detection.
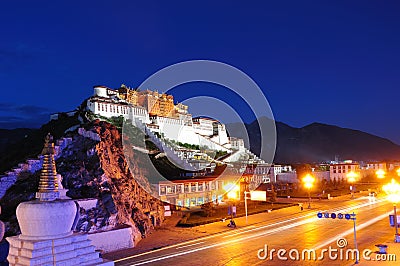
[201,202,215,217]
[333,177,338,188]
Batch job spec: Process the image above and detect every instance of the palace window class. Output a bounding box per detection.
[166,185,175,194]
[159,186,166,195]
[176,184,183,194]
[191,183,197,192]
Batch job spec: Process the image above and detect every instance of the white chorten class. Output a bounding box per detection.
[7,133,113,266]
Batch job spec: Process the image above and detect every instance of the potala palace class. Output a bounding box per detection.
[86,85,264,166]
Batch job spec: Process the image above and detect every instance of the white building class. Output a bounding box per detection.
[192,117,214,136]
[228,137,245,151]
[365,162,387,171]
[330,162,360,181]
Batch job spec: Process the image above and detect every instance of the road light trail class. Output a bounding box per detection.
[128,217,319,266]
[124,207,390,265]
[223,198,383,238]
[175,242,205,249]
[115,197,389,265]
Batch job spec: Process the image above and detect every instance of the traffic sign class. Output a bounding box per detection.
[317,212,356,220]
[389,215,400,227]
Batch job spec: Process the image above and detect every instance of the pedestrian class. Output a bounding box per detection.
[299,203,303,211]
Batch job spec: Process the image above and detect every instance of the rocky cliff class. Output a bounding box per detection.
[91,120,164,243]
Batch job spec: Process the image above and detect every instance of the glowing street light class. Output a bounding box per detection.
[397,168,400,177]
[382,179,400,243]
[376,169,386,179]
[302,174,315,209]
[347,171,358,199]
[224,183,239,200]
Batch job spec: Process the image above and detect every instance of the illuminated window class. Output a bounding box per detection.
[191,183,197,192]
[176,184,183,193]
[160,186,166,195]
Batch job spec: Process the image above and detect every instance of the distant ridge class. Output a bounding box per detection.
[226,118,400,163]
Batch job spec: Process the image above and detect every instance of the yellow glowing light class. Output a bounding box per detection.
[224,183,239,200]
[302,174,315,189]
[347,171,358,183]
[376,169,386,179]
[397,168,400,177]
[383,179,400,204]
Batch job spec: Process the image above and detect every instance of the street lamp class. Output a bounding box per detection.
[382,179,400,243]
[347,171,358,199]
[302,174,315,209]
[376,169,386,179]
[224,183,239,200]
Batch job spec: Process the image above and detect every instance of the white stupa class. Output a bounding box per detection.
[7,133,113,266]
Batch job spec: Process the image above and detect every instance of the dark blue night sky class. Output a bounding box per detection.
[1,1,400,143]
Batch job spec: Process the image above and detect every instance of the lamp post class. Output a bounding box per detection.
[244,191,250,224]
[302,174,315,209]
[382,179,400,243]
[347,171,358,199]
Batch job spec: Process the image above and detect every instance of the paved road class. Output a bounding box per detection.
[112,196,397,266]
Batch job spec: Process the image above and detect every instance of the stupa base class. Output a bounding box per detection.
[7,233,113,266]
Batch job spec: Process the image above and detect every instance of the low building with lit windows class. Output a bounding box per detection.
[158,177,231,207]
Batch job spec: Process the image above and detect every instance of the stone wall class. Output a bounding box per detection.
[88,226,134,253]
[0,137,72,199]
[78,127,101,142]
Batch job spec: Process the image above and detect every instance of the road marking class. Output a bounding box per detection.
[222,214,312,238]
[175,241,205,249]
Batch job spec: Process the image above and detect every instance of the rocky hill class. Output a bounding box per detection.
[0,114,164,245]
[226,117,400,163]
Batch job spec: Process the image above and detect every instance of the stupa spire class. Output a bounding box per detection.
[36,133,60,201]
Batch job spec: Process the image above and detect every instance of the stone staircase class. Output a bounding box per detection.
[144,126,198,171]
